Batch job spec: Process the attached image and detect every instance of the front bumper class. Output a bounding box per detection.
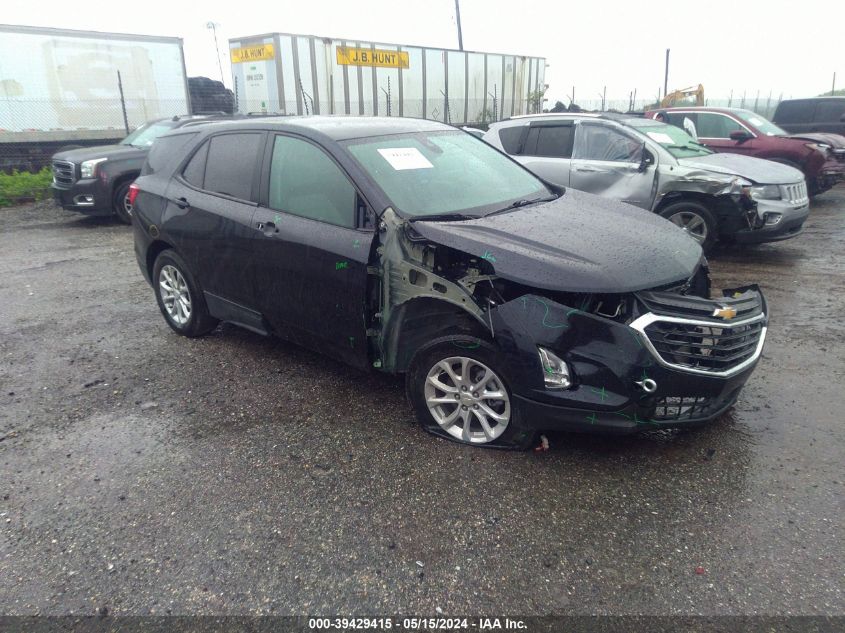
[492,287,767,435]
[52,179,112,216]
[733,196,809,244]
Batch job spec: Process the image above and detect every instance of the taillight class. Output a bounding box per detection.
[127,183,140,206]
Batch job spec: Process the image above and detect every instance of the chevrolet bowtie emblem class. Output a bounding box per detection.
[713,306,737,320]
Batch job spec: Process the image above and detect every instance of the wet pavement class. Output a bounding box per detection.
[0,189,843,616]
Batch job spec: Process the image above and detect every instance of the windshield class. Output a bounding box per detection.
[343,131,550,218]
[121,121,179,147]
[733,110,787,136]
[626,118,713,158]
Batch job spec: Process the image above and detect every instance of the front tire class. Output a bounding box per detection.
[659,200,717,253]
[406,336,537,449]
[152,250,219,337]
[113,181,134,224]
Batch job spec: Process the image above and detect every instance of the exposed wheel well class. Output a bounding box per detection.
[654,191,714,214]
[382,297,490,373]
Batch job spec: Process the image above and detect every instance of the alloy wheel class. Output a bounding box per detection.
[667,211,708,244]
[423,356,511,444]
[159,264,192,326]
[123,192,134,217]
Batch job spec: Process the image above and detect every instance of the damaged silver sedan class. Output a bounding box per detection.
[485,113,809,251]
[132,117,768,449]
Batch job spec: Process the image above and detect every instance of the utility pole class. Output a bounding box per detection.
[454,0,464,51]
[207,22,225,85]
[117,71,129,135]
[663,48,670,98]
[833,72,837,96]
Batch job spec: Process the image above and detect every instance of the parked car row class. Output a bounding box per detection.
[126,116,769,449]
[643,106,845,196]
[483,113,809,251]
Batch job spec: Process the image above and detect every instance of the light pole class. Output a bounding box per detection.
[207,21,225,85]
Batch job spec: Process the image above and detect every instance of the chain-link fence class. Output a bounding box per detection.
[549,95,785,120]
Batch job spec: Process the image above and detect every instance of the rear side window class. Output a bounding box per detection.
[498,126,526,154]
[814,100,845,123]
[182,141,209,188]
[142,133,197,175]
[526,125,573,158]
[269,135,356,228]
[774,100,811,124]
[201,133,263,201]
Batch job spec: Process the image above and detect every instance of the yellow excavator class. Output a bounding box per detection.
[660,84,704,108]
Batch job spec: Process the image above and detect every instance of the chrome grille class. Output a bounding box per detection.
[52,160,75,187]
[780,181,808,206]
[632,313,766,377]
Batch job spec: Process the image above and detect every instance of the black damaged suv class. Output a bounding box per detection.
[51,114,228,223]
[131,117,768,449]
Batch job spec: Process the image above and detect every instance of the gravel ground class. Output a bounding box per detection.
[0,189,843,616]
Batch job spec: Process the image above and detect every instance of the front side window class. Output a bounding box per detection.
[269,135,356,228]
[695,113,746,139]
[343,131,549,218]
[573,124,642,162]
[202,133,263,201]
[813,100,845,123]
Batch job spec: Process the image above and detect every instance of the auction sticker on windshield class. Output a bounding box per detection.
[647,132,674,144]
[377,148,433,170]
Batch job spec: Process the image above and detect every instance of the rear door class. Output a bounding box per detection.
[569,121,657,209]
[163,132,265,307]
[251,133,375,368]
[515,121,575,187]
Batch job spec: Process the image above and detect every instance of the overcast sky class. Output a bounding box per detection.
[3,0,840,108]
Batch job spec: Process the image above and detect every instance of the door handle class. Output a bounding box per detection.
[573,165,607,173]
[170,197,190,209]
[256,221,278,235]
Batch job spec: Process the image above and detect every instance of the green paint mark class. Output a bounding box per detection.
[349,336,355,348]
[534,298,569,329]
[335,261,349,270]
[274,214,282,224]
[353,239,361,249]
[591,386,608,401]
[453,341,480,349]
[566,308,581,317]
[586,412,598,424]
[480,250,497,263]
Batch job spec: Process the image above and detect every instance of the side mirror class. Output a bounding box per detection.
[638,145,654,172]
[729,130,753,142]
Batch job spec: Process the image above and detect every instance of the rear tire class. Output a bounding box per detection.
[152,250,219,337]
[406,335,537,450]
[658,200,717,253]
[113,181,134,224]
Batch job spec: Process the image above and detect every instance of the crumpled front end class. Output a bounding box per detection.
[372,207,767,435]
[487,285,767,433]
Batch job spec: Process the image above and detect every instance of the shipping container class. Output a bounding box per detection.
[228,32,546,124]
[0,24,190,144]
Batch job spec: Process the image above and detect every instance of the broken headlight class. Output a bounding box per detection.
[537,347,572,389]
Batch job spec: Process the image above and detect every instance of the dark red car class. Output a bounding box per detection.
[645,106,844,195]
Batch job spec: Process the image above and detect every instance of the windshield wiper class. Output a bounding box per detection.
[410,212,480,222]
[485,194,558,217]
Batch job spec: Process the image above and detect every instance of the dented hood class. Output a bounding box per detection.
[410,189,702,294]
[785,132,845,149]
[677,153,803,185]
